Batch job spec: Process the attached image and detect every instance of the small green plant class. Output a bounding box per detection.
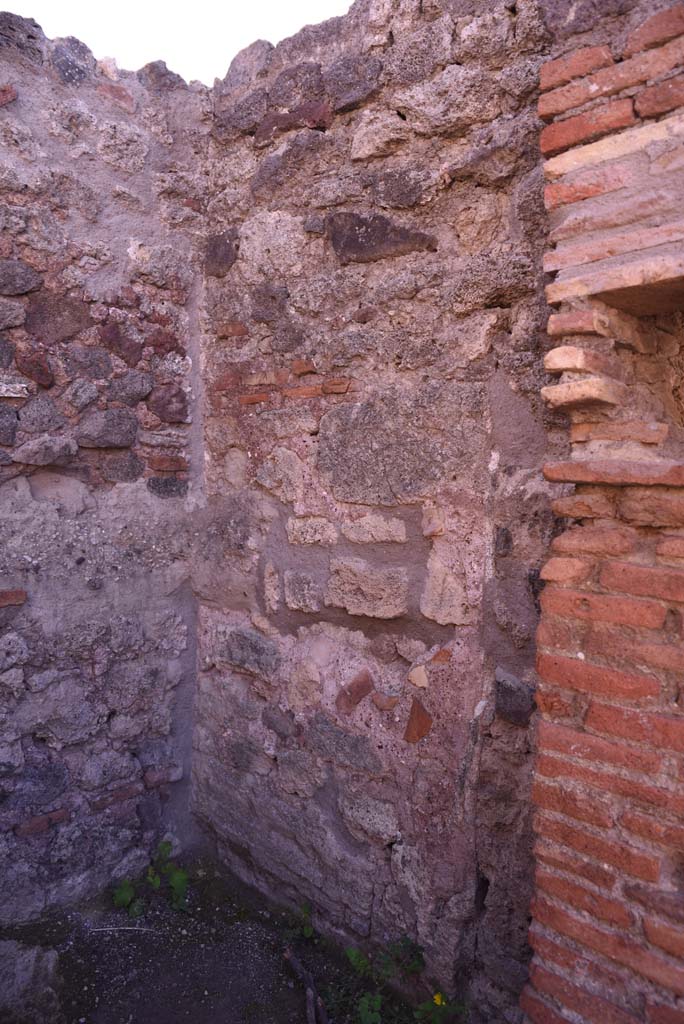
[358,992,383,1024]
[111,841,189,916]
[346,946,373,979]
[377,936,425,981]
[414,993,464,1023]
[284,901,316,942]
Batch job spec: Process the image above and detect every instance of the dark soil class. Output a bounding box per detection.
[2,859,431,1024]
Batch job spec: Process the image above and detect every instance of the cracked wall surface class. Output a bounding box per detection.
[0,2,679,1022]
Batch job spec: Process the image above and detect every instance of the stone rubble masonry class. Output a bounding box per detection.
[2,3,683,1024]
[530,5,684,1023]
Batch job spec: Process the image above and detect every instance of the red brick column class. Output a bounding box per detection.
[524,7,684,1023]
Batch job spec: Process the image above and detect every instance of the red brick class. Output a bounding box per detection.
[552,490,617,520]
[535,687,584,720]
[91,782,143,811]
[544,460,684,488]
[539,719,661,773]
[625,5,684,57]
[537,613,587,652]
[540,586,666,629]
[601,561,684,603]
[520,985,568,1024]
[621,808,684,849]
[586,703,684,753]
[648,1006,684,1024]
[551,525,636,557]
[238,392,270,406]
[533,778,614,828]
[532,897,684,995]
[535,840,617,889]
[537,754,680,816]
[530,928,631,998]
[540,557,594,585]
[0,84,17,107]
[0,589,27,607]
[291,359,316,376]
[658,537,684,561]
[535,869,632,929]
[540,37,684,118]
[530,963,639,1024]
[571,421,669,445]
[619,488,684,529]
[584,627,684,675]
[544,162,640,211]
[626,882,684,927]
[322,377,351,395]
[217,322,248,338]
[645,917,684,960]
[547,311,602,336]
[537,652,660,700]
[540,46,615,92]
[147,454,188,472]
[282,384,324,399]
[540,100,636,156]
[637,73,684,117]
[14,807,68,837]
[535,814,661,881]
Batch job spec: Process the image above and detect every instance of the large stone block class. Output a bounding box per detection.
[326,557,408,619]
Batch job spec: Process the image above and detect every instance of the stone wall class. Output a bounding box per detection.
[3,2,684,1023]
[0,16,207,924]
[192,3,560,1019]
[527,6,684,1023]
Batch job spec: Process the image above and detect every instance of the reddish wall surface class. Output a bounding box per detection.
[527,6,684,1023]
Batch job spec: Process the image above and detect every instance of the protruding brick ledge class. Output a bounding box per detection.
[543,460,684,487]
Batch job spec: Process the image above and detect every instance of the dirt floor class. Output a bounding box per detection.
[2,858,451,1024]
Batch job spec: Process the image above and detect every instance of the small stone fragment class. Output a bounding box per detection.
[372,692,400,712]
[408,665,428,689]
[205,230,239,277]
[494,667,535,727]
[325,212,437,265]
[404,697,433,743]
[335,668,374,714]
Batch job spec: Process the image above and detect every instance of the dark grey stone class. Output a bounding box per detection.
[0,259,42,296]
[205,230,239,278]
[325,212,437,265]
[0,405,17,446]
[76,409,138,449]
[0,299,26,330]
[262,706,296,738]
[147,385,188,424]
[109,371,154,406]
[308,714,381,773]
[101,451,143,483]
[250,282,289,323]
[494,668,536,727]
[270,62,325,108]
[217,627,280,678]
[0,336,14,368]
[51,37,93,84]
[62,345,112,381]
[323,54,382,111]
[18,396,65,434]
[25,292,91,344]
[147,477,187,497]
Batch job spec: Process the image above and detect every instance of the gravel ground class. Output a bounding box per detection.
[2,860,421,1024]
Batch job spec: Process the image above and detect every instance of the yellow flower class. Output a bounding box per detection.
[433,993,445,1006]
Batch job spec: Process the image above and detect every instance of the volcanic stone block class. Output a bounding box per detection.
[0,406,17,446]
[326,557,408,619]
[284,571,322,613]
[12,434,77,466]
[323,54,383,111]
[325,212,437,265]
[215,626,281,679]
[147,385,188,424]
[25,292,91,344]
[76,409,138,448]
[0,299,25,329]
[0,259,42,295]
[204,230,239,277]
[494,667,535,727]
